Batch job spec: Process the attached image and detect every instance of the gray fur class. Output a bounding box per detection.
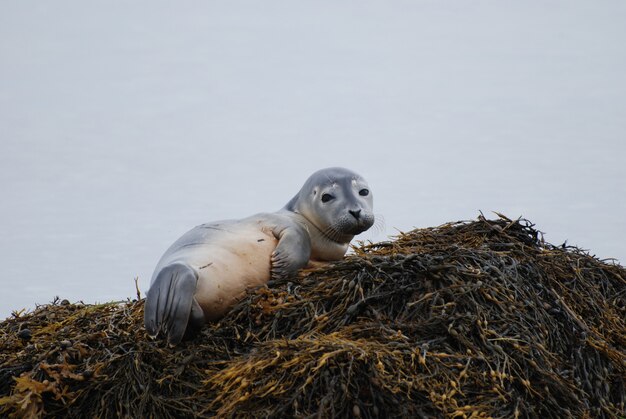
[144,263,197,345]
[144,167,374,344]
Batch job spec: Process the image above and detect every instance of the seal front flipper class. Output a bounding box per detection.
[270,222,311,280]
[144,262,201,345]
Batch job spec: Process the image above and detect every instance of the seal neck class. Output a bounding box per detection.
[281,210,352,261]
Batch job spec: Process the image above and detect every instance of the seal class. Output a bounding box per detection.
[144,167,375,345]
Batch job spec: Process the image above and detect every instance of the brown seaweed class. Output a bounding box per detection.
[1,214,624,418]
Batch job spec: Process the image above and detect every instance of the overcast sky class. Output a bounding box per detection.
[1,0,625,318]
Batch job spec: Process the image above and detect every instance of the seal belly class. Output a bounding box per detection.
[161,222,278,321]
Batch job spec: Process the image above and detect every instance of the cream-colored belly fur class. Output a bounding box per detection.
[161,223,279,321]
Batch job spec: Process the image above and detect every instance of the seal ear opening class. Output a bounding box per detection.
[144,263,198,345]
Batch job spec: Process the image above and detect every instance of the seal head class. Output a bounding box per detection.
[284,167,374,260]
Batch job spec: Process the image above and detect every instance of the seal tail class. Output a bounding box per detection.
[144,263,198,345]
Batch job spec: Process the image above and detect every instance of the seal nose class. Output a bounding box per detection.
[349,209,361,220]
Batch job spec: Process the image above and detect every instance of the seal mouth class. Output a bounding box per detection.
[298,211,374,244]
[303,217,353,244]
[321,225,354,244]
[348,225,369,235]
[321,219,374,243]
[344,221,373,236]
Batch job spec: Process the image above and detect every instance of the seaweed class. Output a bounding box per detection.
[1,214,624,418]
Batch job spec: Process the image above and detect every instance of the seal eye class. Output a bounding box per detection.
[321,193,334,203]
[359,189,369,196]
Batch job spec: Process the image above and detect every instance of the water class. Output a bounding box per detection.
[1,1,625,319]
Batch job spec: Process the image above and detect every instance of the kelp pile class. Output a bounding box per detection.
[1,215,624,418]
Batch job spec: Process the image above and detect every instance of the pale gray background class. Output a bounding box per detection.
[1,1,625,319]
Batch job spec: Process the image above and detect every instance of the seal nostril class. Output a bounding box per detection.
[349,209,361,220]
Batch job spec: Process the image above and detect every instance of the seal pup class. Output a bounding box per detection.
[144,167,374,345]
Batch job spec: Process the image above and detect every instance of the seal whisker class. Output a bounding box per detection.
[371,214,386,235]
[321,224,343,243]
[328,218,353,242]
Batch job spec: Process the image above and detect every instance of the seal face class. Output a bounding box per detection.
[144,167,374,345]
[284,167,375,261]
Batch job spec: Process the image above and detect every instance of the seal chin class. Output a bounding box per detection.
[337,217,375,236]
[346,224,372,236]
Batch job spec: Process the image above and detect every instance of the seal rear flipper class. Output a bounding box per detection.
[144,263,199,345]
[183,298,205,341]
